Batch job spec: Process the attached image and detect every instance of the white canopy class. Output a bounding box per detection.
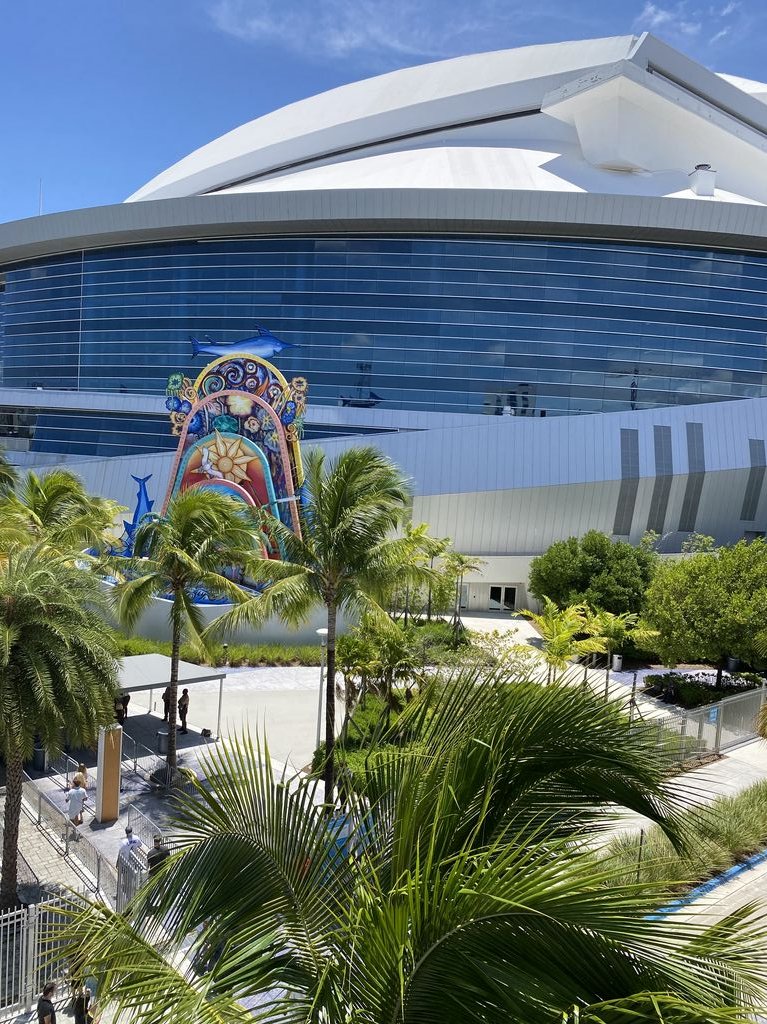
[118,654,227,739]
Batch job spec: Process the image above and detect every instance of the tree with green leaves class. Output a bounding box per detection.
[586,609,658,698]
[65,669,767,1023]
[109,488,257,773]
[0,468,123,552]
[211,446,419,805]
[529,530,657,615]
[0,448,17,496]
[521,598,606,683]
[645,539,767,682]
[0,545,119,907]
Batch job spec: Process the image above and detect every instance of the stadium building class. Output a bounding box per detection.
[3,32,767,615]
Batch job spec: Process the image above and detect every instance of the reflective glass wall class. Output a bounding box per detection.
[3,235,767,420]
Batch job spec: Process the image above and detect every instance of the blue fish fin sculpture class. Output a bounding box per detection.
[123,474,154,542]
[189,335,202,358]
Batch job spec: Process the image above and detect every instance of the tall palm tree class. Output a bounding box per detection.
[109,488,258,773]
[0,468,123,552]
[212,446,417,804]
[521,598,605,683]
[0,545,119,908]
[64,669,767,1023]
[586,610,658,699]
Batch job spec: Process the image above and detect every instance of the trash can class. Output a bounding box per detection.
[611,654,623,672]
[156,729,169,756]
[32,746,47,772]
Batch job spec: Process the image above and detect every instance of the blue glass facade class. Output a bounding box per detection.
[3,234,767,424]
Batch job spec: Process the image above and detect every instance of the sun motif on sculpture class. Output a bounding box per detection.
[197,432,256,484]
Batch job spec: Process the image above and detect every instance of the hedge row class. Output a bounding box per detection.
[114,633,322,667]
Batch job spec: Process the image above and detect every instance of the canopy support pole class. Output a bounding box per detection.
[216,675,223,741]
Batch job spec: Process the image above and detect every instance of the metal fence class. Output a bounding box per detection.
[641,683,767,763]
[126,804,166,848]
[20,775,117,907]
[0,896,76,1017]
[122,730,168,788]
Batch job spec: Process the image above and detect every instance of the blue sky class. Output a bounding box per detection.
[1,0,764,225]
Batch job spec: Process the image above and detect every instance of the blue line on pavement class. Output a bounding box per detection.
[647,845,767,920]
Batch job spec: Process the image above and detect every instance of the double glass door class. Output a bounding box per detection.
[488,586,516,612]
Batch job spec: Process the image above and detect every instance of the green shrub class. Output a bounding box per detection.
[115,633,321,667]
[643,670,761,709]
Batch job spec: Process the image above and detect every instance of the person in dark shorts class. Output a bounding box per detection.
[177,688,189,734]
[147,834,170,877]
[37,981,57,1023]
[162,687,170,721]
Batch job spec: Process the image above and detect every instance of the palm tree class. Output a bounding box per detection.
[211,446,417,805]
[587,610,658,699]
[109,488,257,773]
[521,598,605,683]
[445,550,486,647]
[0,448,17,496]
[64,669,767,1022]
[0,468,123,552]
[0,545,119,907]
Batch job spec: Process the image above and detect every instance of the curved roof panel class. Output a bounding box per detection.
[127,35,641,201]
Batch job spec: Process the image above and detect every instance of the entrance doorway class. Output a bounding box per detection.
[488,586,516,612]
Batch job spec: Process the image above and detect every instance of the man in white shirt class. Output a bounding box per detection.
[116,825,142,868]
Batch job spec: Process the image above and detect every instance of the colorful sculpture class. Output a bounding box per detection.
[162,336,308,553]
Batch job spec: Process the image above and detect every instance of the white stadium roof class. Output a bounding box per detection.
[129,33,767,208]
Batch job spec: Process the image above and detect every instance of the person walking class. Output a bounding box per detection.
[178,688,189,734]
[162,686,170,722]
[116,825,144,911]
[72,983,91,1024]
[65,773,87,831]
[122,691,131,718]
[116,825,142,868]
[37,981,57,1024]
[114,695,125,725]
[146,834,170,877]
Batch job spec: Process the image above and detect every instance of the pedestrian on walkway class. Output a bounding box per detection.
[65,774,87,827]
[114,695,125,725]
[162,686,170,721]
[37,981,57,1024]
[77,762,89,789]
[122,691,131,718]
[72,983,92,1024]
[147,833,170,877]
[178,688,189,734]
[116,825,142,867]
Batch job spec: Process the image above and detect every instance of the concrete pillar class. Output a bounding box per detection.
[96,725,122,823]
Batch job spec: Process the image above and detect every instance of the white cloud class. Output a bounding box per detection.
[634,2,701,36]
[709,25,730,42]
[208,0,542,64]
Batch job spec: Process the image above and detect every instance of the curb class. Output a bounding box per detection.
[648,845,767,919]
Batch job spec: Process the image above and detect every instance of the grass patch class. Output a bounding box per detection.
[605,778,767,892]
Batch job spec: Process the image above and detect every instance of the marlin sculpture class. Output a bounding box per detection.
[122,474,154,551]
[190,326,294,360]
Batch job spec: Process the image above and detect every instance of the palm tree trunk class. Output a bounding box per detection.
[0,750,23,909]
[323,603,338,808]
[166,602,182,773]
